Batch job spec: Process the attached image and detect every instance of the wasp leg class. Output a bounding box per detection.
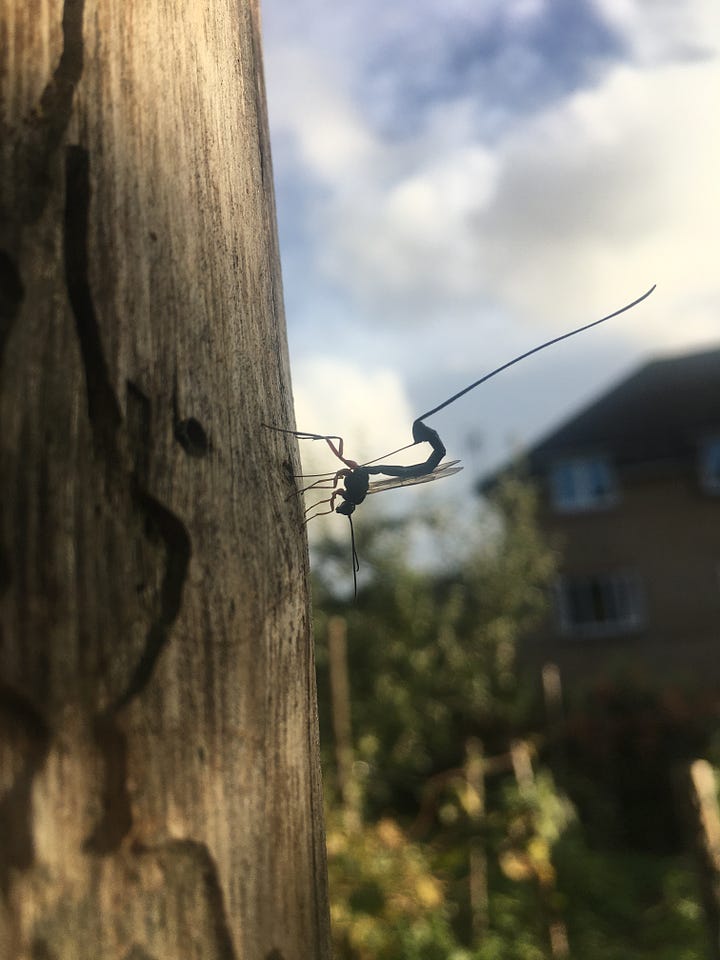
[263,424,359,470]
[304,490,341,523]
[299,468,349,496]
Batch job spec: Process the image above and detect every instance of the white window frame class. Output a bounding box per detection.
[549,456,619,513]
[555,571,645,638]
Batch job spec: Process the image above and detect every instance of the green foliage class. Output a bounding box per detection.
[312,475,709,959]
[314,477,554,813]
[326,812,461,960]
[554,836,705,960]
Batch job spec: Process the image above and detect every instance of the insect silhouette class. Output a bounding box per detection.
[267,285,655,595]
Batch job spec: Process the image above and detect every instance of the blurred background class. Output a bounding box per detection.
[261,2,720,956]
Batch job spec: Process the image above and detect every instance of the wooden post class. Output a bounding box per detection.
[542,662,567,778]
[510,739,536,796]
[542,663,565,736]
[511,740,569,959]
[465,737,489,941]
[0,1,331,957]
[678,759,720,960]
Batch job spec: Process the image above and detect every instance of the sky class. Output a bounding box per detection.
[260,0,720,540]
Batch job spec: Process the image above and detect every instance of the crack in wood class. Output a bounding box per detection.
[112,488,191,713]
[63,144,192,715]
[7,0,86,225]
[0,249,24,323]
[157,840,239,960]
[62,147,191,848]
[0,250,21,594]
[174,417,209,457]
[82,713,132,854]
[0,685,50,895]
[64,145,123,462]
[31,938,58,960]
[172,373,209,457]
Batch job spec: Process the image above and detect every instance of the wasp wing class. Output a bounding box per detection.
[366,460,463,495]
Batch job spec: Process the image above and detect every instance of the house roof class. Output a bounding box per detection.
[493,347,720,480]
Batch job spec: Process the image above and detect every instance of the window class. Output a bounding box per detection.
[699,437,720,493]
[549,456,618,513]
[555,572,644,638]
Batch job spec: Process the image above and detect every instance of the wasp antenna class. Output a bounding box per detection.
[415,285,656,422]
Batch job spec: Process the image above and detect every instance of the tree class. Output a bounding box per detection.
[313,477,555,809]
[0,2,330,957]
[313,486,710,960]
[312,482,564,957]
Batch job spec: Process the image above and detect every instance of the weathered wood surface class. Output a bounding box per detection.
[0,1,330,957]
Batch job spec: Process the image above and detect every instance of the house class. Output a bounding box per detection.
[486,347,720,683]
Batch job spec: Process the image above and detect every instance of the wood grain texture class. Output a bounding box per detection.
[0,1,331,957]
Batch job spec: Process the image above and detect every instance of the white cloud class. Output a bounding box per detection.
[265,46,380,182]
[292,356,415,473]
[386,148,497,233]
[476,59,720,343]
[284,54,719,352]
[590,0,720,63]
[264,0,720,489]
[317,143,499,313]
[506,0,546,24]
